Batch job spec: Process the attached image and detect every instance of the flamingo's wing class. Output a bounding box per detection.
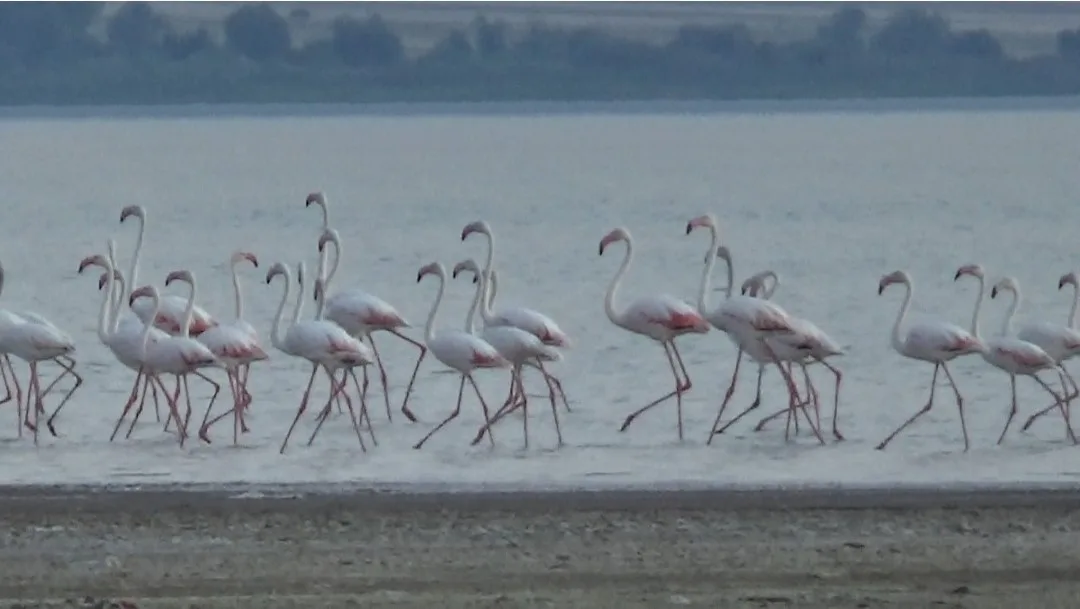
[327,289,408,329]
[491,306,569,347]
[909,321,981,353]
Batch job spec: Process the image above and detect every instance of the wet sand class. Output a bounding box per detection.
[5,485,1080,608]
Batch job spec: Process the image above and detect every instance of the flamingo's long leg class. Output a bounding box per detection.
[43,356,84,436]
[0,355,23,438]
[280,365,320,454]
[877,363,945,451]
[713,362,766,437]
[618,340,688,440]
[472,365,525,445]
[125,372,159,439]
[198,369,241,444]
[387,328,426,423]
[308,368,367,451]
[28,362,42,445]
[113,369,149,441]
[1022,365,1080,431]
[413,375,466,450]
[706,349,744,444]
[536,360,569,413]
[366,335,393,423]
[150,373,185,441]
[1033,371,1077,444]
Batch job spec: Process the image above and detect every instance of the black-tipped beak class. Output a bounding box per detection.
[953,271,962,281]
[451,270,460,279]
[991,287,999,299]
[416,273,423,283]
[877,285,885,295]
[685,223,692,235]
[1060,279,1068,291]
[598,244,605,256]
[472,274,479,284]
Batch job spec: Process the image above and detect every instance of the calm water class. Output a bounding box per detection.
[0,103,1078,489]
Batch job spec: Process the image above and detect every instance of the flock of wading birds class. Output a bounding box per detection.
[1,196,1079,455]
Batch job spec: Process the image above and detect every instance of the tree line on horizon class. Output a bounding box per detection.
[3,2,1080,104]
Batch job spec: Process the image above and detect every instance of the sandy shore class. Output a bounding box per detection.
[5,485,1080,608]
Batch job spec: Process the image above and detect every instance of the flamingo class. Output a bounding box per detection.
[78,247,167,441]
[119,205,217,336]
[684,215,822,445]
[314,226,424,423]
[266,261,373,455]
[598,227,711,441]
[450,259,563,449]
[876,270,985,452]
[736,270,846,441]
[193,252,270,445]
[951,266,1076,444]
[412,261,507,450]
[1018,270,1080,432]
[461,220,572,411]
[0,261,82,439]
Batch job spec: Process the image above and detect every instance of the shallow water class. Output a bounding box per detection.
[0,102,1079,489]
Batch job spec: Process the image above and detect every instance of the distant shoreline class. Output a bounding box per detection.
[3,94,1080,120]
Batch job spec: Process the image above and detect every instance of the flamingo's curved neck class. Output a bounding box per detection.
[178,276,197,340]
[318,237,342,294]
[269,270,291,351]
[890,280,913,355]
[1001,286,1022,337]
[965,275,985,340]
[464,271,483,334]
[96,255,115,344]
[479,230,495,277]
[479,268,498,326]
[604,238,633,327]
[314,281,326,321]
[140,289,160,357]
[423,269,445,344]
[126,213,145,299]
[110,270,127,335]
[748,271,779,300]
[293,262,306,326]
[1069,283,1079,330]
[231,259,245,321]
[695,226,721,314]
[316,198,331,283]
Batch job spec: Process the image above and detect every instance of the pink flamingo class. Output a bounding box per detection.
[598,227,710,441]
[127,283,220,446]
[461,220,571,411]
[194,252,270,445]
[1018,270,1080,431]
[876,270,985,452]
[684,215,821,445]
[450,259,563,449]
[314,225,425,423]
[953,267,1075,444]
[119,205,217,337]
[737,271,846,441]
[266,261,373,455]
[412,261,507,450]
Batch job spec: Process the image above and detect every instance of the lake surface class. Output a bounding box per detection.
[0,102,1078,490]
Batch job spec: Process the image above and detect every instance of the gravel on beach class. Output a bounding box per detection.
[3,486,1080,608]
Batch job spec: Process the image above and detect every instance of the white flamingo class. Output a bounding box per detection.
[193,252,270,445]
[119,205,217,336]
[737,270,846,441]
[876,270,985,452]
[450,259,563,449]
[266,261,373,455]
[78,247,168,441]
[684,215,822,445]
[314,225,426,423]
[412,261,507,450]
[0,261,82,440]
[599,227,711,442]
[461,220,572,410]
[952,266,1075,444]
[1018,270,1080,431]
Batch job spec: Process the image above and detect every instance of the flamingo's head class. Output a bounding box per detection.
[599,227,630,256]
[452,259,481,282]
[317,228,341,253]
[461,220,491,242]
[991,276,1019,300]
[953,263,985,282]
[1059,271,1079,291]
[740,271,775,298]
[710,244,733,266]
[97,270,122,291]
[878,270,910,296]
[165,269,194,287]
[417,262,443,283]
[120,205,145,224]
[685,213,718,236]
[129,284,156,307]
[305,192,326,208]
[77,254,108,275]
[265,262,288,285]
[230,251,258,268]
